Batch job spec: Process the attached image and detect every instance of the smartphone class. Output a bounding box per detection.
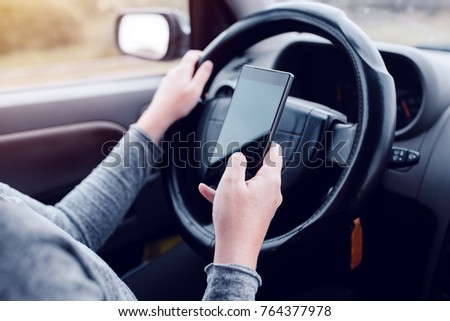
[203,64,294,189]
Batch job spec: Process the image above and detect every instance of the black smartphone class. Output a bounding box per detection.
[203,64,294,189]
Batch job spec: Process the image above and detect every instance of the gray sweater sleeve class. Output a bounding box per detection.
[52,124,161,251]
[202,263,262,301]
[0,125,161,252]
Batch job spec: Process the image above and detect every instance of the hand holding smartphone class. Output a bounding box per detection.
[203,65,294,189]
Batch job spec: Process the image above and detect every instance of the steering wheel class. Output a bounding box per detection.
[163,2,396,259]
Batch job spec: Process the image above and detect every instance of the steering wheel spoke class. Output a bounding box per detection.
[327,122,358,167]
[274,96,348,188]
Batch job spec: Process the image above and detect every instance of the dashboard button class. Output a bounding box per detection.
[388,147,420,168]
[406,150,420,165]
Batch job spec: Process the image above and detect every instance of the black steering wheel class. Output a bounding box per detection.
[163,2,396,259]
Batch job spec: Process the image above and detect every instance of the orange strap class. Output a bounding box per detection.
[350,218,363,270]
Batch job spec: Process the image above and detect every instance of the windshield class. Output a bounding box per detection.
[276,0,450,49]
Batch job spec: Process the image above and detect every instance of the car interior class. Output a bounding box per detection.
[1,0,450,301]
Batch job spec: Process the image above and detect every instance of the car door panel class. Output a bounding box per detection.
[0,76,161,135]
[0,75,176,253]
[0,121,124,199]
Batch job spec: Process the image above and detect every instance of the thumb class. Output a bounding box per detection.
[219,152,247,186]
[257,143,283,178]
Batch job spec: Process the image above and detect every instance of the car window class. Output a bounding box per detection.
[276,0,450,49]
[0,0,188,91]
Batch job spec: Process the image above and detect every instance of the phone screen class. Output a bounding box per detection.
[204,65,293,188]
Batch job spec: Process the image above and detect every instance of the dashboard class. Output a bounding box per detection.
[269,40,450,299]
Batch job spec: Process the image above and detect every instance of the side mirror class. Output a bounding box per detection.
[115,9,190,61]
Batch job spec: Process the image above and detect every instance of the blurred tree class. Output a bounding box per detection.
[0,0,84,54]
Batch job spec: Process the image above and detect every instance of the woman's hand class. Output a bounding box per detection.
[198,144,283,270]
[136,50,213,144]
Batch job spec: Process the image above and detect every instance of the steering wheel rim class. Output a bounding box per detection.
[163,2,396,259]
